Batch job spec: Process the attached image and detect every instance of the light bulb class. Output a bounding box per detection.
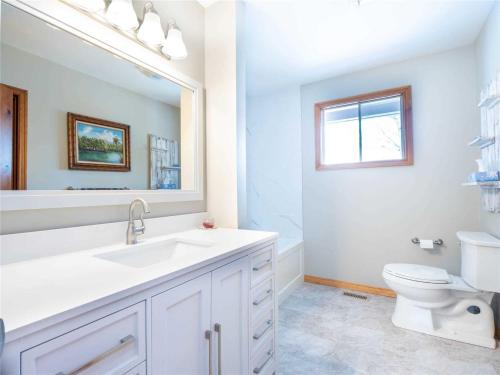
[162,23,187,60]
[106,0,139,31]
[137,2,165,47]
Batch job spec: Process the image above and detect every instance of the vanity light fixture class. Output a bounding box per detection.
[162,22,188,60]
[106,0,139,31]
[137,2,165,48]
[65,0,188,60]
[68,0,105,13]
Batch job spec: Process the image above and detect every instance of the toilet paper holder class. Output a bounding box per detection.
[411,238,444,246]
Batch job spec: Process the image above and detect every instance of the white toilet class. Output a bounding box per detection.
[383,231,500,348]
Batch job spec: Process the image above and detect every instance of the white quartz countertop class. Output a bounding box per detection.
[0,228,277,340]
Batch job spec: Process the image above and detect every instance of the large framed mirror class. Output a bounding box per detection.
[0,0,204,210]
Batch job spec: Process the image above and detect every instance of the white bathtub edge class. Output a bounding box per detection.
[277,240,304,305]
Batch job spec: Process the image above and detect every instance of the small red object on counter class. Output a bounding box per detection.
[202,218,215,229]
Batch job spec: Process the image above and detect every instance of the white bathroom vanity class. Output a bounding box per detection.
[0,214,278,375]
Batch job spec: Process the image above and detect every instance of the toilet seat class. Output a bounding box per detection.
[383,264,478,292]
[383,263,450,284]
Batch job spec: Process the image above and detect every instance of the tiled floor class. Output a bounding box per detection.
[278,283,500,375]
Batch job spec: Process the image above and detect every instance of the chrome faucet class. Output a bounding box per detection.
[126,198,151,245]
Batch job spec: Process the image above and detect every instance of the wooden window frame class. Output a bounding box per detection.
[315,86,413,170]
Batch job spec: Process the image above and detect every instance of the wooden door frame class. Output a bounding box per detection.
[1,83,28,189]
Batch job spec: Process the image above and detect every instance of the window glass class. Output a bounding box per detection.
[360,97,403,162]
[318,91,410,168]
[323,104,359,164]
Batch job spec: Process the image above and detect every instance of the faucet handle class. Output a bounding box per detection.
[134,224,145,234]
[135,213,146,234]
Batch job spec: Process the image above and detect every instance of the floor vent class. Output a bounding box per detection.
[343,291,368,300]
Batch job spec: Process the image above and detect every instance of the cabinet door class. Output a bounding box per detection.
[151,273,211,375]
[212,257,250,375]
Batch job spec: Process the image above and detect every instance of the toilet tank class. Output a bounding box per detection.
[457,231,500,292]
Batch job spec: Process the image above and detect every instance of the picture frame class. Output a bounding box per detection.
[67,113,130,172]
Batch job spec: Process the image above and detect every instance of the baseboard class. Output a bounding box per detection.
[304,275,396,298]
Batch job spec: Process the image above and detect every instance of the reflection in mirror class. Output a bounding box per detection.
[0,3,195,191]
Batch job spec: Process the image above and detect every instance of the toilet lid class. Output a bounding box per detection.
[384,263,451,284]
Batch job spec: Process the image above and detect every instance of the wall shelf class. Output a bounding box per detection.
[468,136,495,148]
[462,181,500,188]
[478,95,500,109]
[470,73,500,213]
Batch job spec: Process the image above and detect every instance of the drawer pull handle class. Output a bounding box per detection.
[205,330,213,375]
[253,350,273,374]
[253,289,272,306]
[253,320,273,340]
[253,258,272,272]
[214,323,222,375]
[54,335,135,375]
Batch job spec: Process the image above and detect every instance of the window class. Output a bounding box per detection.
[315,86,413,170]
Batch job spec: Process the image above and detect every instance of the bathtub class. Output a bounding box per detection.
[276,238,304,304]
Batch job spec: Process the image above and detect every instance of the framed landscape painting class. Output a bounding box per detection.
[67,113,130,171]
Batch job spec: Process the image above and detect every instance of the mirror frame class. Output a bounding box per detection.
[0,0,204,211]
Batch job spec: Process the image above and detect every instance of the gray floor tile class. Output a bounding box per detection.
[278,283,500,375]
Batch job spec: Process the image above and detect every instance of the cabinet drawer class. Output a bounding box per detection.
[251,305,274,355]
[251,334,275,375]
[21,302,146,375]
[251,277,274,318]
[123,361,146,375]
[250,246,274,286]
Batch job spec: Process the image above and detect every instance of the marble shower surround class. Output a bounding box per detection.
[246,88,303,240]
[278,283,500,375]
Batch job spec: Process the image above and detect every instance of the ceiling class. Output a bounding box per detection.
[1,3,182,107]
[244,0,496,96]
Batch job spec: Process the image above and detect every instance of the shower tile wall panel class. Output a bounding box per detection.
[245,88,303,240]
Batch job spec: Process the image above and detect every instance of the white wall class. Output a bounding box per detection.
[246,87,303,240]
[236,2,247,229]
[301,46,481,287]
[205,1,244,228]
[0,0,206,234]
[475,2,500,239]
[2,45,180,190]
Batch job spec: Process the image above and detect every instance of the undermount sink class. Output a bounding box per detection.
[95,238,214,268]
